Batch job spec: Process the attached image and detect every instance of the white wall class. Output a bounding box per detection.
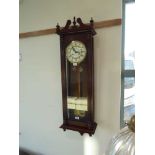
[19,0,122,155]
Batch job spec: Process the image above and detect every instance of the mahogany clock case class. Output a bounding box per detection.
[56,17,97,136]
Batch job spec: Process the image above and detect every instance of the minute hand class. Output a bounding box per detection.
[72,47,78,53]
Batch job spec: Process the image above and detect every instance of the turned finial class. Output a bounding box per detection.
[90,17,94,26]
[73,16,76,26]
[56,23,60,33]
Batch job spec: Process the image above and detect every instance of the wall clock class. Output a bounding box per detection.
[56,17,97,136]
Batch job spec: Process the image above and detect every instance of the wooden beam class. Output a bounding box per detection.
[94,18,121,29]
[19,28,56,39]
[19,18,121,39]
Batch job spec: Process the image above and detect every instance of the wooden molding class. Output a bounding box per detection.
[94,18,121,29]
[19,18,121,39]
[19,28,56,38]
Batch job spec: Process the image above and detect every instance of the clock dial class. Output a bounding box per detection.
[66,40,87,66]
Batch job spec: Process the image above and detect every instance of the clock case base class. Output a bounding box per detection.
[60,122,97,136]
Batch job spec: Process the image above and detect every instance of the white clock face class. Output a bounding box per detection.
[66,40,87,66]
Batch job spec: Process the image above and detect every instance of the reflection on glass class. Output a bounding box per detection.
[66,56,88,122]
[124,77,135,121]
[67,96,88,119]
[67,97,88,111]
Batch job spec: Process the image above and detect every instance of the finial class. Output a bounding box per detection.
[73,16,76,26]
[56,23,60,33]
[56,23,60,29]
[90,17,94,26]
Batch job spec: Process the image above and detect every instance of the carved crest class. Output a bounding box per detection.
[56,17,96,35]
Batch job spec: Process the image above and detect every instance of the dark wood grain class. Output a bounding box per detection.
[57,17,97,136]
[60,122,97,136]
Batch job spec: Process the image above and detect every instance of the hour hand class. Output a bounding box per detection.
[72,47,78,53]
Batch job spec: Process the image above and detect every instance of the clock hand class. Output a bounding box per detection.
[72,47,78,53]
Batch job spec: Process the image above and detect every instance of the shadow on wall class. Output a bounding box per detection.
[19,148,43,155]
